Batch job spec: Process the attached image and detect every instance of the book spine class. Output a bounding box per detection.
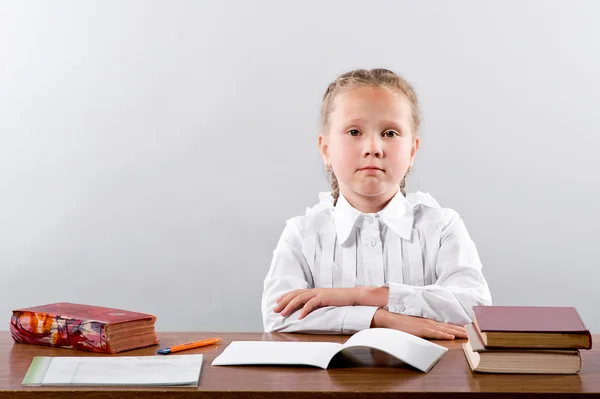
[10,311,113,353]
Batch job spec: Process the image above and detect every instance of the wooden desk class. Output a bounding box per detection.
[1,331,599,398]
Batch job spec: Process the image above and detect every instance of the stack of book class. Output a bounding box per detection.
[10,302,159,353]
[462,305,592,374]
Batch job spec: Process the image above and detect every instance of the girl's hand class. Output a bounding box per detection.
[274,288,361,319]
[371,309,467,340]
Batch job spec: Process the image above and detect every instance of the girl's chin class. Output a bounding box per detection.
[346,184,399,198]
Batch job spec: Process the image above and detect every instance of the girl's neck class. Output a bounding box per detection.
[339,187,399,214]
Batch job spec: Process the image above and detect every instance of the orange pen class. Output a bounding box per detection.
[157,337,222,355]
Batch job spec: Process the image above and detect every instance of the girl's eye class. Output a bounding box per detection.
[383,130,399,138]
[348,129,360,137]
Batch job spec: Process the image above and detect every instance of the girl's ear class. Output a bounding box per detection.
[318,134,330,165]
[409,136,420,166]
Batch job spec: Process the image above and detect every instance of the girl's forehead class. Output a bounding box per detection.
[332,86,412,121]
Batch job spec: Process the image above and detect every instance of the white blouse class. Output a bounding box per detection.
[262,191,492,334]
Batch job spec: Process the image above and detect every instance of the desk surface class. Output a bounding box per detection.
[1,331,599,398]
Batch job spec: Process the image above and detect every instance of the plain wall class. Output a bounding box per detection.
[1,0,599,332]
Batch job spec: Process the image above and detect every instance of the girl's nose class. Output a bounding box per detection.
[363,137,383,158]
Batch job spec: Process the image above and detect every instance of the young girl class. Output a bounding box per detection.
[261,68,492,339]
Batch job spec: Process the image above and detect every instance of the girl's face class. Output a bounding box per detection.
[319,85,419,205]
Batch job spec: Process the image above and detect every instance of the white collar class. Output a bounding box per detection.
[333,190,415,244]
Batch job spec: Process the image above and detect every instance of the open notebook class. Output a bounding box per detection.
[212,328,448,372]
[22,354,204,387]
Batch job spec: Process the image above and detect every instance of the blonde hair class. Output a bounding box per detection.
[320,68,421,204]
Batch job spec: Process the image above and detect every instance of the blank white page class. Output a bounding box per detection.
[212,341,342,369]
[341,328,448,372]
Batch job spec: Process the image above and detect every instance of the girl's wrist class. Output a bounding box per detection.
[370,308,389,328]
[358,286,389,307]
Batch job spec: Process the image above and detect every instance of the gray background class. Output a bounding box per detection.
[1,0,598,332]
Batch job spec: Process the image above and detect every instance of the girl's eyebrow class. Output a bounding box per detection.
[383,121,405,131]
[343,118,405,130]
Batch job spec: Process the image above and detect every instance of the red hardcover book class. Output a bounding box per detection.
[472,305,591,349]
[10,302,159,353]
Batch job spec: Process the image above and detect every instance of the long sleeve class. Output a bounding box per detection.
[384,211,492,325]
[262,218,378,334]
